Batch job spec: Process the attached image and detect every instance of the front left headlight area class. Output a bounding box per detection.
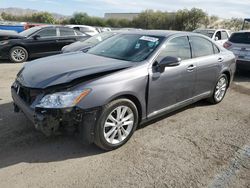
[36,89,91,109]
[0,40,9,45]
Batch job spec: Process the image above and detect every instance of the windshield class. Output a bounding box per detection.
[193,29,215,38]
[87,34,164,62]
[19,27,42,37]
[80,32,115,45]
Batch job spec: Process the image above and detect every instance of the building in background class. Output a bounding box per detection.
[104,13,139,20]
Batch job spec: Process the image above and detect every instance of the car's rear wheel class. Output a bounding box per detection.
[94,99,138,150]
[10,46,28,63]
[208,74,228,104]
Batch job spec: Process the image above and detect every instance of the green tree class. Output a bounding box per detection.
[30,12,55,24]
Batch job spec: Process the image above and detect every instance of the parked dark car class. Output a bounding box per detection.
[12,30,236,150]
[62,31,120,53]
[0,25,89,63]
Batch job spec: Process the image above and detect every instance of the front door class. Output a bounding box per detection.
[25,28,59,57]
[147,36,196,117]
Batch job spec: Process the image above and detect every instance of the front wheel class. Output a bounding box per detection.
[208,74,228,104]
[9,46,28,63]
[94,99,139,151]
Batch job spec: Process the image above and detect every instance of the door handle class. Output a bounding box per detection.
[187,64,196,72]
[218,57,224,62]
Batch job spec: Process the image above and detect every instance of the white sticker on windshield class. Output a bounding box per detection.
[140,36,159,42]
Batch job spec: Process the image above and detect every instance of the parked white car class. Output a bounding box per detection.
[66,25,99,36]
[193,29,231,46]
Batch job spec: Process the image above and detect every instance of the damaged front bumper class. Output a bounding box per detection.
[11,87,101,144]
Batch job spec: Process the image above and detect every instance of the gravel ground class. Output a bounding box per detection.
[0,61,249,188]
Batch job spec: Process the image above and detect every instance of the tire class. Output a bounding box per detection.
[207,74,228,104]
[9,46,28,63]
[94,98,139,151]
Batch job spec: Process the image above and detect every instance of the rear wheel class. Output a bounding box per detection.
[94,99,138,150]
[208,74,228,104]
[10,46,28,63]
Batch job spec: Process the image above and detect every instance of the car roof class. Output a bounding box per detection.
[120,30,196,38]
[195,29,216,31]
[233,30,250,33]
[34,25,74,29]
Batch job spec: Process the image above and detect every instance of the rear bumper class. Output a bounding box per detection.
[11,87,101,144]
[237,60,250,71]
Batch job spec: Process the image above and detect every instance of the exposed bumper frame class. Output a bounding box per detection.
[11,88,101,144]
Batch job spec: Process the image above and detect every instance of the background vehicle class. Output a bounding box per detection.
[242,18,250,30]
[0,21,26,32]
[66,25,99,36]
[0,25,90,63]
[193,29,231,46]
[224,31,250,71]
[62,31,121,53]
[12,31,236,150]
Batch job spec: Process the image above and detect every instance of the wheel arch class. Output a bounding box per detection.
[221,70,231,87]
[9,45,29,56]
[109,94,143,123]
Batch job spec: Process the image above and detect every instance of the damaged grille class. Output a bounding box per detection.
[13,82,42,105]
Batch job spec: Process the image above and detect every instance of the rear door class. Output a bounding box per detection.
[147,36,196,116]
[57,28,79,50]
[189,36,221,97]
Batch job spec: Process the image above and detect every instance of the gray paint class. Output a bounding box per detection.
[15,30,236,121]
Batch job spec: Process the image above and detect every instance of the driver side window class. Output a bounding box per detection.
[36,28,57,38]
[215,31,222,40]
[157,36,191,62]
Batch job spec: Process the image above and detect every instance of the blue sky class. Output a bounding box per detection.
[1,0,250,18]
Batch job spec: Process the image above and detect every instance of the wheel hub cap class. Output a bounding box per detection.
[12,49,25,62]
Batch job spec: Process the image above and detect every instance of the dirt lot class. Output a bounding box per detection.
[0,60,249,188]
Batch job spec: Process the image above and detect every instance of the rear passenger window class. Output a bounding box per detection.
[60,28,75,36]
[221,31,229,40]
[157,36,191,61]
[190,36,214,58]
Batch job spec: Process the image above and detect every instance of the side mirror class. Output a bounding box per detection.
[81,46,92,53]
[215,36,219,41]
[156,56,181,72]
[33,35,40,40]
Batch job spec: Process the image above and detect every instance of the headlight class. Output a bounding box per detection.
[0,40,9,45]
[36,89,91,108]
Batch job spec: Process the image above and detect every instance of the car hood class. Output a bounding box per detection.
[17,52,133,89]
[0,31,24,40]
[62,41,92,53]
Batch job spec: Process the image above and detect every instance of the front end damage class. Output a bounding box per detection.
[11,81,101,145]
[34,107,101,144]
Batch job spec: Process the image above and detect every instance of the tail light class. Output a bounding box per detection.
[223,42,232,49]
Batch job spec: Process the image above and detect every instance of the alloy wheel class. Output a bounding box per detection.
[214,77,227,102]
[11,48,26,62]
[104,105,134,145]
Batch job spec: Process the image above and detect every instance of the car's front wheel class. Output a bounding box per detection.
[94,99,139,150]
[208,74,228,104]
[9,46,28,63]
